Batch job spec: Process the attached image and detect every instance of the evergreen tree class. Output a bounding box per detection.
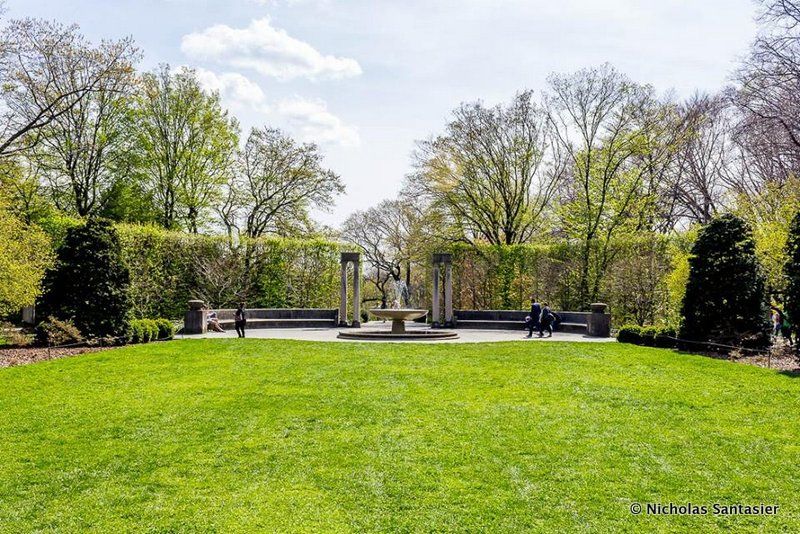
[784,211,800,331]
[680,214,768,347]
[39,219,131,338]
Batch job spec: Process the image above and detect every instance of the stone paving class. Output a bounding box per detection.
[182,321,616,344]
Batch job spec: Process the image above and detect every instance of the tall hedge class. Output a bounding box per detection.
[116,225,341,318]
[784,211,800,330]
[679,214,768,347]
[39,219,132,338]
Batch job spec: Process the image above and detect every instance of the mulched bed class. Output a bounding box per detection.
[0,346,105,368]
[732,353,800,374]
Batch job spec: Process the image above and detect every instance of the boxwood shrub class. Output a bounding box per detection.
[155,319,175,340]
[654,327,677,348]
[129,318,172,343]
[640,326,659,346]
[617,325,642,345]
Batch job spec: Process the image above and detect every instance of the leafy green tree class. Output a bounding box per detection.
[547,65,683,308]
[0,196,53,315]
[130,65,238,232]
[409,91,561,246]
[680,214,768,346]
[39,218,131,338]
[784,211,800,332]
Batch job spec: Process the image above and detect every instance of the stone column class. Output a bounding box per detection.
[352,260,361,328]
[431,262,440,327]
[444,261,453,327]
[338,259,348,326]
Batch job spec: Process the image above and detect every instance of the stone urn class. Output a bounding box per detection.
[587,303,610,337]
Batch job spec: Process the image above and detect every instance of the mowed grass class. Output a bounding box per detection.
[1,340,799,532]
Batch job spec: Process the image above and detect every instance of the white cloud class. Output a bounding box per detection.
[194,68,359,147]
[181,17,362,81]
[194,68,270,112]
[276,96,360,147]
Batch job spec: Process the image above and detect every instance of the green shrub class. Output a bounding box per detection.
[640,326,659,346]
[39,219,131,338]
[129,319,145,343]
[654,327,677,348]
[155,319,175,340]
[617,325,642,344]
[680,214,769,348]
[144,319,159,342]
[129,318,173,343]
[35,317,83,346]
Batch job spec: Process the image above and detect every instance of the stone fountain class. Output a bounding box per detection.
[337,277,458,340]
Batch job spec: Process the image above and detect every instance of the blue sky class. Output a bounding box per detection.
[6,0,758,225]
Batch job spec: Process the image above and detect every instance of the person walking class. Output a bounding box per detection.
[539,302,554,338]
[526,296,541,338]
[235,302,247,338]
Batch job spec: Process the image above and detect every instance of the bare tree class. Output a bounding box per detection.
[546,64,679,307]
[0,19,134,157]
[228,127,344,239]
[32,36,139,216]
[662,94,735,227]
[734,0,800,180]
[341,199,422,307]
[410,91,563,246]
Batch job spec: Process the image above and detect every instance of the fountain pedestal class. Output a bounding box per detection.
[370,309,427,334]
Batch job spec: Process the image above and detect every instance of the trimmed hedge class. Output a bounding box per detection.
[39,218,343,320]
[617,325,642,345]
[129,318,175,343]
[155,319,175,340]
[617,324,677,349]
[640,326,659,347]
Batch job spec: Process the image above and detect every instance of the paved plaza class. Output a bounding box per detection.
[183,321,615,343]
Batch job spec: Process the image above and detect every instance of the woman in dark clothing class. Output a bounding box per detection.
[539,302,554,338]
[235,303,247,338]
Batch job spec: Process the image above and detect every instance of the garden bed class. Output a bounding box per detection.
[0,346,105,368]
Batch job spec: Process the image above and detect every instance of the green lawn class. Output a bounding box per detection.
[0,340,798,532]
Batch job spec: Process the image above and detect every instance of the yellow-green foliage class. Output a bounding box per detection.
[735,176,800,292]
[0,199,53,314]
[665,227,697,328]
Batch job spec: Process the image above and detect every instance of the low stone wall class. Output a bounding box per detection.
[454,304,611,337]
[183,303,338,334]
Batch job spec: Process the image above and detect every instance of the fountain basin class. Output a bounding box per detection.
[337,308,458,340]
[369,308,427,334]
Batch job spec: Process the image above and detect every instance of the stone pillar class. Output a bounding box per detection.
[587,303,611,337]
[431,262,440,327]
[183,299,207,334]
[444,261,453,327]
[352,260,361,328]
[338,260,348,326]
[340,252,360,327]
[21,305,35,325]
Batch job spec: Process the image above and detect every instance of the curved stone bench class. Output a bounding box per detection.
[184,307,338,334]
[454,307,611,337]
